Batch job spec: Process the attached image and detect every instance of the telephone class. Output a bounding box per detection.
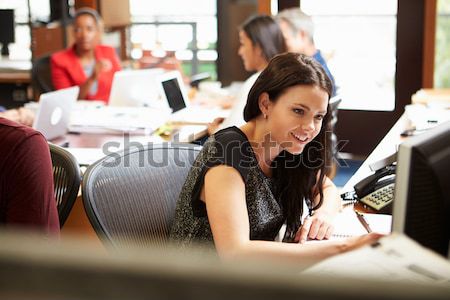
[353,164,396,213]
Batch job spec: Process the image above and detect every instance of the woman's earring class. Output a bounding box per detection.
[263,113,267,119]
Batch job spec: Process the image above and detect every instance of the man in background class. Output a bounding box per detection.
[276,8,336,96]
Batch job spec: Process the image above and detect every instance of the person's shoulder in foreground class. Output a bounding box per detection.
[0,118,60,236]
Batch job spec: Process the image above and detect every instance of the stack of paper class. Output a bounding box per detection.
[303,233,450,285]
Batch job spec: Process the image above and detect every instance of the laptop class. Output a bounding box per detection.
[109,68,165,107]
[157,71,228,124]
[33,86,79,140]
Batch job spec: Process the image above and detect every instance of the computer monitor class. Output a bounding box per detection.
[0,9,15,56]
[392,121,450,257]
[158,71,189,113]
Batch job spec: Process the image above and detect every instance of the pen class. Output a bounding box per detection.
[355,211,373,233]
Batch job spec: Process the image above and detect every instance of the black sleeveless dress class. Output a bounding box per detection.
[169,127,285,249]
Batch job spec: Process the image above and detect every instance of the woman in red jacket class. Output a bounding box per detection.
[50,7,121,103]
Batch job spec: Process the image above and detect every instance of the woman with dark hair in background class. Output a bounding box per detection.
[208,14,287,133]
[171,53,380,262]
[50,7,121,103]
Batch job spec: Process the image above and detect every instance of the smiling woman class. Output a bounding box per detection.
[169,52,382,264]
[255,84,328,155]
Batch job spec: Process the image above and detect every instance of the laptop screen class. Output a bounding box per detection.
[161,78,186,113]
[33,86,79,140]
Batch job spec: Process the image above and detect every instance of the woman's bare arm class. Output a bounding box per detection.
[203,165,379,263]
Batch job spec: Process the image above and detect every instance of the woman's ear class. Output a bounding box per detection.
[258,92,271,117]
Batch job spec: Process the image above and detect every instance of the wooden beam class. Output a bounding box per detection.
[422,0,437,88]
[258,0,271,15]
[74,0,98,10]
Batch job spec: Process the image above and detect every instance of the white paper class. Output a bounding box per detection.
[65,147,107,166]
[305,207,392,242]
[303,233,450,285]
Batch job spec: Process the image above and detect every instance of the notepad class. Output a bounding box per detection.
[331,208,392,239]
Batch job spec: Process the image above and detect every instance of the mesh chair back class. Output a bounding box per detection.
[31,55,54,96]
[82,143,201,249]
[49,143,82,227]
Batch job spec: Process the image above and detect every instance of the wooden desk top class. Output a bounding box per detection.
[0,71,31,84]
[60,132,159,148]
[0,59,32,83]
[58,124,207,149]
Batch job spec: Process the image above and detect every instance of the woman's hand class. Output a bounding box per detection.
[207,117,225,135]
[90,59,112,81]
[295,210,335,244]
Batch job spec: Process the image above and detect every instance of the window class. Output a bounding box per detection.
[129,0,217,78]
[301,0,397,111]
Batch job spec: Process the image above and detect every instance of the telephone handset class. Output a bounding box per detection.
[353,164,396,213]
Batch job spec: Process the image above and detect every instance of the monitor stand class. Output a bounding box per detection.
[1,43,10,57]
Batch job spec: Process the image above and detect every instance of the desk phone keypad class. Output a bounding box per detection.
[359,183,395,211]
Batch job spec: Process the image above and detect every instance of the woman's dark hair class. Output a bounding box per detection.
[74,7,101,25]
[240,15,287,62]
[244,52,333,242]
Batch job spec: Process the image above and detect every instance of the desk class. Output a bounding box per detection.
[304,111,450,281]
[323,112,425,238]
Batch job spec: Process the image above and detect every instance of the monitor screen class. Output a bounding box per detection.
[0,9,15,44]
[392,121,450,257]
[161,77,186,113]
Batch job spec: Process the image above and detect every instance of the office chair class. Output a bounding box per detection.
[325,96,342,179]
[82,143,202,249]
[49,143,82,227]
[31,54,54,97]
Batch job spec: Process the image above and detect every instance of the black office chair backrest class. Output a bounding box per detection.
[31,54,54,96]
[329,96,342,133]
[325,96,342,178]
[82,143,202,249]
[49,143,82,227]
